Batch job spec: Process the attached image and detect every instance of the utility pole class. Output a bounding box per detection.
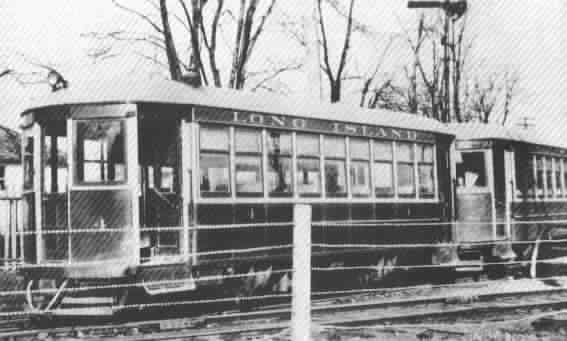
[407,0,467,123]
[516,116,535,130]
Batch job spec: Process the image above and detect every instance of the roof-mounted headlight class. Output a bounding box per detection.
[47,70,68,92]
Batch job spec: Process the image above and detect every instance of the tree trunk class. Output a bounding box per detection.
[229,0,247,88]
[330,80,341,103]
[234,0,259,89]
[159,0,182,81]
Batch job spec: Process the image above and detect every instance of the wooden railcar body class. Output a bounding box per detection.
[17,78,455,315]
[451,124,567,265]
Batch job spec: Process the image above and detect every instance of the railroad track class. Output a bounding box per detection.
[3,281,567,340]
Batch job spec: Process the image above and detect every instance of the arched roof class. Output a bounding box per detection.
[448,123,563,150]
[23,77,452,136]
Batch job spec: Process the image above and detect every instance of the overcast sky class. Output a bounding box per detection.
[0,0,565,144]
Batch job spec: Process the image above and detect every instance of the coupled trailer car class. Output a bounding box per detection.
[451,123,567,274]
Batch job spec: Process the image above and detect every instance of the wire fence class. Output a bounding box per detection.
[0,204,566,335]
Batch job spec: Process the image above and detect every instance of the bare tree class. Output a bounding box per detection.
[359,35,397,108]
[501,70,520,125]
[449,14,474,123]
[84,0,289,90]
[317,0,355,102]
[416,30,443,120]
[465,73,501,123]
[399,14,429,114]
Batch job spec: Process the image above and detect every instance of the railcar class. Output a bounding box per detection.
[450,123,567,273]
[18,77,456,317]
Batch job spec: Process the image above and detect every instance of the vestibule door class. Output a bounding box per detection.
[455,149,495,242]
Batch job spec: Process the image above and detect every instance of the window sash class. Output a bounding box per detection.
[324,159,347,196]
[373,161,394,197]
[296,134,320,156]
[418,163,435,197]
[397,162,415,196]
[200,152,231,196]
[235,155,263,195]
[200,126,230,151]
[324,136,346,158]
[350,161,370,196]
[267,131,292,155]
[297,157,321,196]
[74,120,126,185]
[350,139,369,160]
[268,155,293,196]
[373,140,393,161]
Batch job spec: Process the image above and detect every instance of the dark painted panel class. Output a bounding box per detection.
[412,203,441,219]
[235,204,266,223]
[197,204,234,225]
[351,204,374,221]
[375,203,396,219]
[311,204,323,222]
[266,204,293,222]
[42,193,69,261]
[324,204,349,221]
[69,190,133,262]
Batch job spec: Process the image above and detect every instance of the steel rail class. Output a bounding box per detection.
[4,284,567,340]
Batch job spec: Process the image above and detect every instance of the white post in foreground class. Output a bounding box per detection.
[292,204,312,341]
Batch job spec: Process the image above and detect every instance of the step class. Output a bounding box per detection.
[144,280,196,296]
[50,306,114,317]
[455,260,483,272]
[61,296,114,306]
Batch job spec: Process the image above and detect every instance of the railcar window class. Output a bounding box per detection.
[526,156,536,198]
[200,126,230,196]
[546,157,554,198]
[536,156,545,198]
[456,152,487,188]
[373,141,394,197]
[235,129,263,196]
[23,136,34,190]
[397,142,416,197]
[0,166,4,191]
[555,158,562,197]
[563,159,567,198]
[267,131,292,196]
[418,144,435,198]
[296,134,321,196]
[75,120,126,184]
[44,122,68,193]
[349,138,370,197]
[324,136,347,196]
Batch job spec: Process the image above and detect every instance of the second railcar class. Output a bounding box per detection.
[451,123,567,273]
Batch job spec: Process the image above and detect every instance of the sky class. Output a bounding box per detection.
[0,0,565,144]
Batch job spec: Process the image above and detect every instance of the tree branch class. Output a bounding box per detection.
[113,0,163,34]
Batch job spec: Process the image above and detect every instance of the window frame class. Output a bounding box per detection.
[372,140,395,198]
[0,165,5,191]
[199,125,232,198]
[195,123,439,203]
[348,138,371,198]
[323,135,347,198]
[396,141,416,198]
[266,129,294,197]
[73,118,128,186]
[417,143,436,199]
[295,133,322,197]
[234,127,264,197]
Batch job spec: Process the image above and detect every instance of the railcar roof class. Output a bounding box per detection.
[448,123,565,150]
[23,77,452,136]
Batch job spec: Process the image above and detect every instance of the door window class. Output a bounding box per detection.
[456,151,488,191]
